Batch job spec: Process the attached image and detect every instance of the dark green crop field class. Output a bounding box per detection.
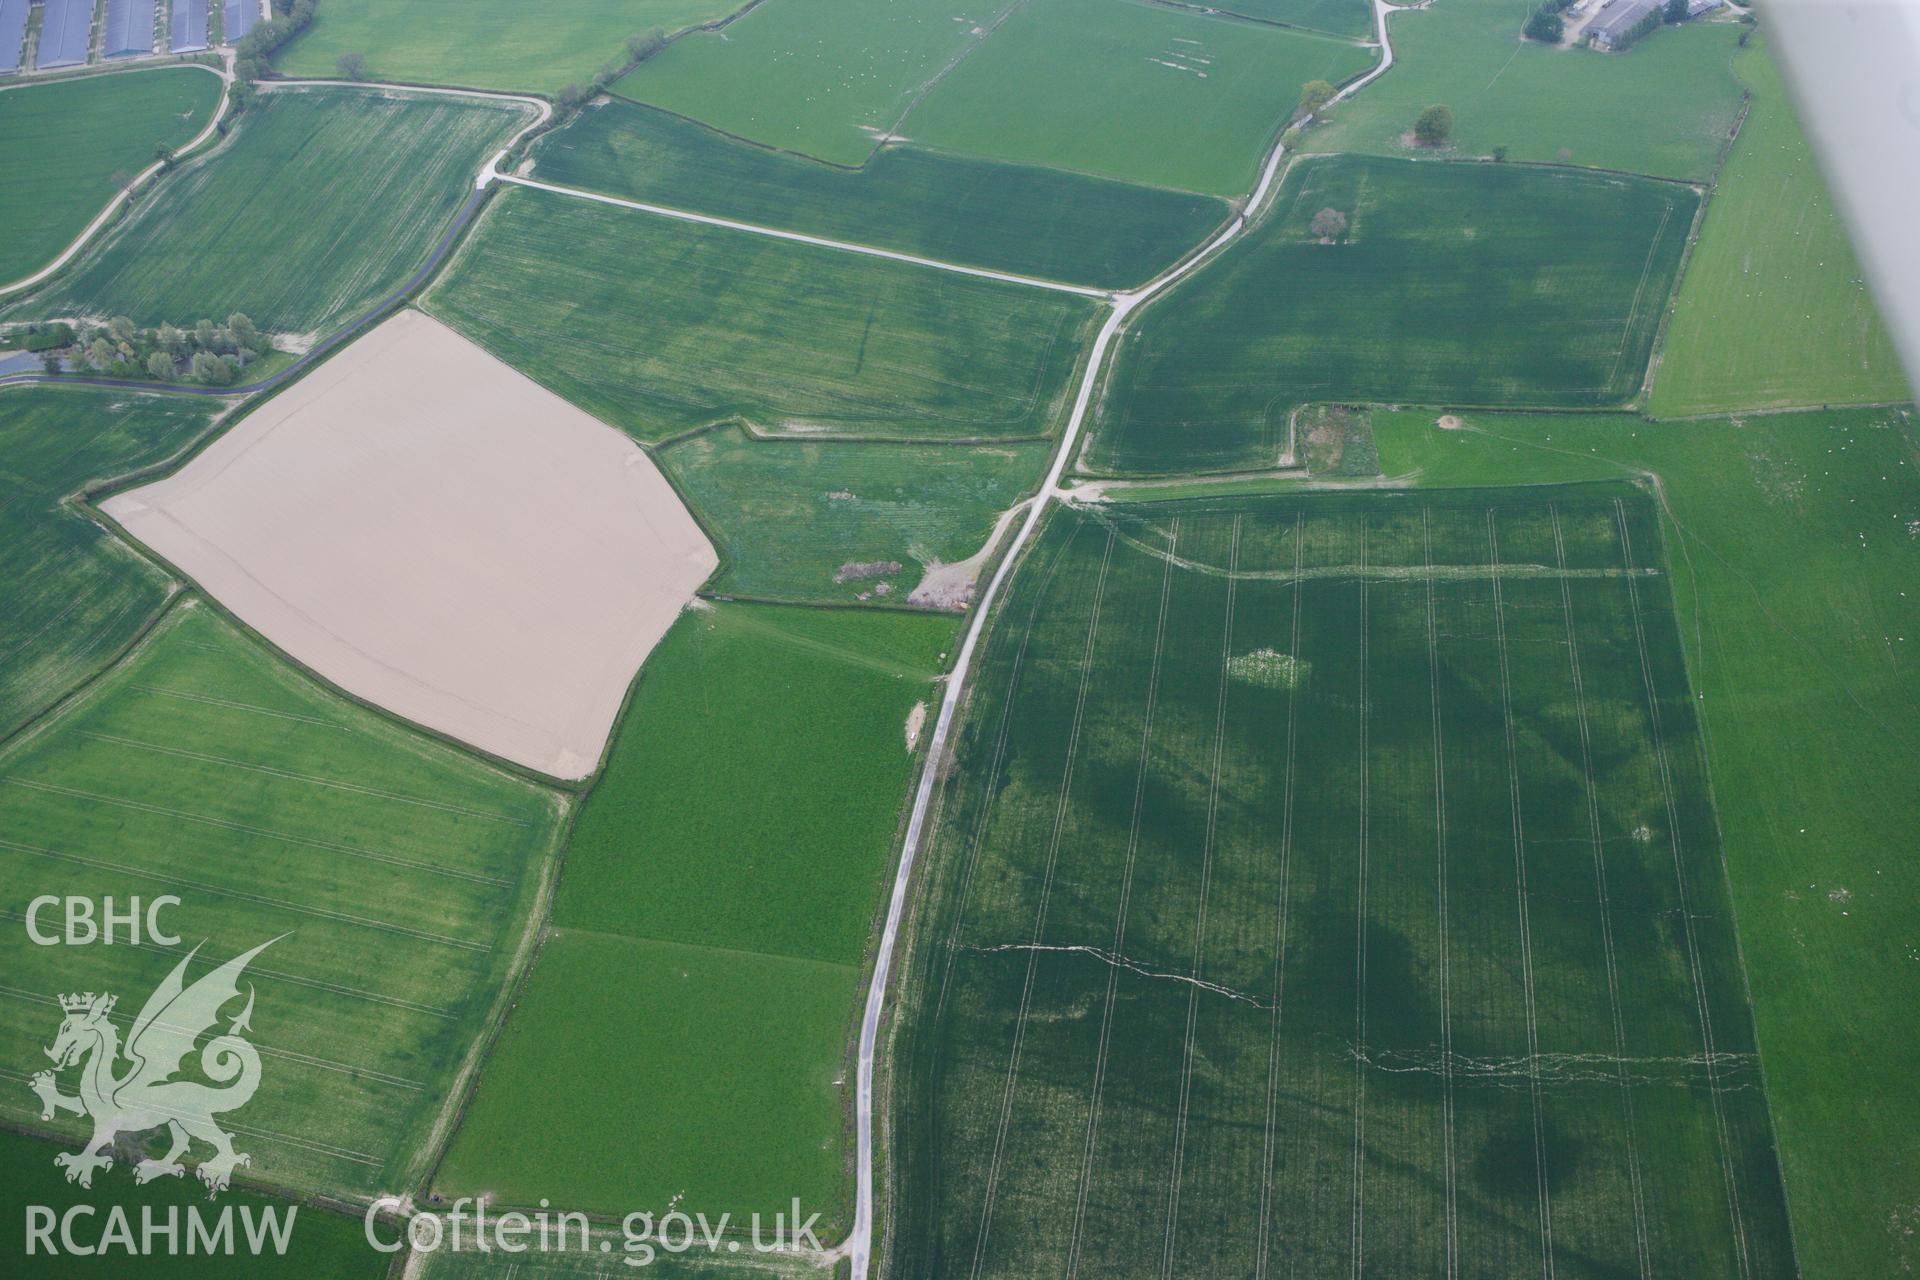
[0,1129,384,1276]
[0,603,566,1199]
[539,100,1229,289]
[0,388,219,740]
[11,87,530,337]
[438,604,953,1228]
[887,489,1792,1278]
[1087,156,1698,474]
[426,184,1102,443]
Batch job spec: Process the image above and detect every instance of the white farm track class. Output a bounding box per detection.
[1,3,1411,1271]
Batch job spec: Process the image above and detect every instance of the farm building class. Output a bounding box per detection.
[1588,0,1661,49]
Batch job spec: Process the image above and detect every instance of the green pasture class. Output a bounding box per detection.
[1087,155,1697,474]
[0,603,567,1199]
[1304,0,1745,180]
[0,68,223,286]
[1351,405,1920,1277]
[898,0,1377,196]
[887,488,1793,1277]
[436,931,855,1227]
[439,603,949,1226]
[556,603,948,967]
[0,1128,384,1276]
[0,388,219,740]
[613,0,1001,166]
[10,86,530,336]
[273,0,745,93]
[662,427,1048,605]
[1212,0,1372,38]
[536,99,1229,288]
[425,185,1101,443]
[1649,37,1910,415]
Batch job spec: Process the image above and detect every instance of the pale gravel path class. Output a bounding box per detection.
[493,174,1113,299]
[0,69,549,302]
[843,2,1402,1273]
[0,54,234,298]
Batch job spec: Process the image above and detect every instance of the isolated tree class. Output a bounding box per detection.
[1310,207,1348,241]
[153,143,175,168]
[147,351,176,380]
[227,312,259,351]
[1523,8,1563,41]
[1414,104,1454,147]
[41,350,63,376]
[1298,79,1336,117]
[336,52,366,79]
[1492,144,1509,162]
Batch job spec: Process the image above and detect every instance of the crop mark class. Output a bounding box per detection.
[2,778,514,887]
[131,683,354,730]
[0,986,424,1090]
[968,531,1116,1279]
[1065,519,1179,1279]
[0,907,456,1016]
[77,732,532,825]
[927,521,1084,1056]
[1488,509,1556,1280]
[1162,516,1241,1280]
[1349,521,1370,1280]
[1613,499,1753,1278]
[1550,505,1652,1278]
[0,836,491,952]
[1253,511,1305,1280]
[1424,508,1460,1280]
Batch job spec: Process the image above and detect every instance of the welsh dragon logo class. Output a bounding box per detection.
[29,938,279,1197]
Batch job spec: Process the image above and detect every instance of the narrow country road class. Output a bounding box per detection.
[842,2,1403,1273]
[0,77,549,394]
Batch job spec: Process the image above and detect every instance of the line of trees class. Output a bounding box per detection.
[47,314,269,386]
[556,29,668,111]
[228,0,320,112]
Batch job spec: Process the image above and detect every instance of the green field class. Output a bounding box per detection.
[0,603,567,1199]
[439,604,952,1226]
[0,1128,385,1276]
[1346,406,1920,1277]
[410,1228,818,1277]
[1304,0,1745,180]
[426,185,1101,443]
[0,68,224,286]
[662,426,1048,605]
[897,0,1377,196]
[9,87,530,337]
[0,388,220,741]
[1087,155,1697,473]
[1212,0,1372,38]
[887,487,1793,1277]
[538,99,1229,288]
[273,0,746,93]
[1649,37,1910,415]
[613,0,1003,166]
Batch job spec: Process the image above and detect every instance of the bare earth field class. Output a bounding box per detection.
[102,310,716,779]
